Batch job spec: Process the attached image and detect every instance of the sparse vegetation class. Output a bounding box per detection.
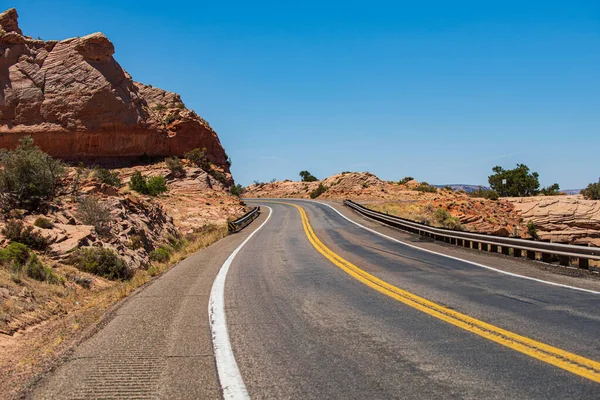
[69,247,132,280]
[166,157,186,178]
[230,184,244,197]
[129,171,168,196]
[163,114,176,124]
[185,147,211,170]
[153,103,167,111]
[415,182,437,193]
[149,246,171,263]
[488,164,540,197]
[0,136,66,210]
[34,217,54,229]
[1,220,50,250]
[469,187,500,201]
[310,183,327,199]
[399,176,414,185]
[540,183,561,196]
[527,221,540,240]
[581,179,600,200]
[299,170,318,182]
[77,196,111,235]
[434,208,464,230]
[0,242,61,284]
[94,167,122,187]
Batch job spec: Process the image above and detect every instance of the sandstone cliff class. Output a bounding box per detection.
[0,8,229,170]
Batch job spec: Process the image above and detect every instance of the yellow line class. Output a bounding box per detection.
[279,201,600,383]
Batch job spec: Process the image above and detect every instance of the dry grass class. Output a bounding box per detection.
[0,224,228,399]
[368,202,435,225]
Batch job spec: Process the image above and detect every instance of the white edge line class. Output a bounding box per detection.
[209,206,272,400]
[308,200,600,295]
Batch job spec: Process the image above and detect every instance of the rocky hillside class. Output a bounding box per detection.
[0,8,229,169]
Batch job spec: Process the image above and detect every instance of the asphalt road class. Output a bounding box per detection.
[30,199,600,399]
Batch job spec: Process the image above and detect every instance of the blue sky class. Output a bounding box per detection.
[10,1,600,188]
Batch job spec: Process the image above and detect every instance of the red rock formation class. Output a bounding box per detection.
[0,8,229,171]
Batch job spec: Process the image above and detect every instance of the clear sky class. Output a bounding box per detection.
[10,0,600,188]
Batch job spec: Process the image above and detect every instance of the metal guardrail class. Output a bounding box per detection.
[344,199,600,269]
[228,206,261,233]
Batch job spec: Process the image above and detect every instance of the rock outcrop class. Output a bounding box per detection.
[0,8,229,171]
[507,196,600,246]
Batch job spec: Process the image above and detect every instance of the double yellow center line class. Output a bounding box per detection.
[285,202,600,383]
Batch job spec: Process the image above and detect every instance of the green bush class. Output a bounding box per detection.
[415,182,437,193]
[184,148,211,170]
[230,184,244,197]
[166,157,186,178]
[149,247,171,263]
[129,172,168,196]
[488,164,540,197]
[527,221,540,240]
[153,103,167,111]
[469,187,500,201]
[310,183,327,199]
[434,208,464,230]
[0,243,61,284]
[77,196,111,235]
[581,179,600,200]
[69,247,132,280]
[34,216,54,229]
[399,176,414,185]
[540,183,561,196]
[2,220,50,250]
[299,170,318,182]
[146,176,168,196]
[0,136,66,209]
[94,168,122,187]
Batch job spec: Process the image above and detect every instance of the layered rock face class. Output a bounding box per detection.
[507,196,600,246]
[0,8,229,170]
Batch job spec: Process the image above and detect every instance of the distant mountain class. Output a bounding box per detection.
[433,184,490,193]
[562,189,581,195]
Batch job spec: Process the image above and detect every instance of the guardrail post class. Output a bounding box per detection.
[559,256,570,266]
[513,248,522,258]
[527,250,536,260]
[579,258,589,269]
[502,246,510,256]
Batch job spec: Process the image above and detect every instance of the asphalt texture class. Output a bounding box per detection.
[30,199,600,399]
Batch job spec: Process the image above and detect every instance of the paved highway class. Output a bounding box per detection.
[31,199,600,399]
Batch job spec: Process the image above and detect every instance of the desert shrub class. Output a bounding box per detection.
[33,217,54,229]
[163,114,176,124]
[1,220,50,250]
[0,243,61,284]
[230,184,244,197]
[208,169,229,186]
[527,221,540,240]
[185,148,211,170]
[443,186,454,191]
[0,136,66,209]
[153,103,167,111]
[299,170,318,182]
[127,235,144,250]
[77,196,111,235]
[175,102,185,110]
[146,176,168,195]
[540,183,561,196]
[399,176,414,185]
[310,183,327,199]
[434,208,464,230]
[129,172,168,196]
[469,187,499,201]
[94,168,122,187]
[69,247,132,280]
[166,234,186,251]
[415,182,437,193]
[581,179,600,200]
[149,247,171,263]
[166,157,186,178]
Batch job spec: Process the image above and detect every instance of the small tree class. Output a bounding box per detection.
[299,170,318,182]
[0,136,65,209]
[185,148,211,171]
[310,183,327,198]
[165,157,186,178]
[581,179,600,200]
[488,164,540,197]
[94,167,122,187]
[399,176,414,185]
[230,184,244,197]
[540,183,561,196]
